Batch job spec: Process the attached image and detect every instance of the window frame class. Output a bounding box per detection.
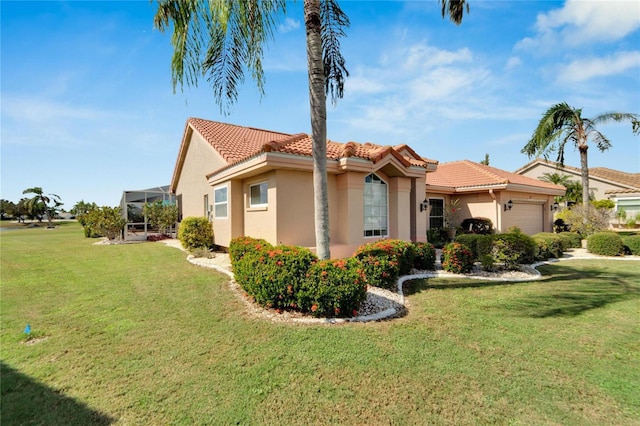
[249,181,268,208]
[213,185,228,219]
[363,173,389,238]
[428,197,444,229]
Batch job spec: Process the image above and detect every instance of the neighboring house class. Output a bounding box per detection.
[170,118,435,258]
[426,160,566,235]
[120,185,176,241]
[515,158,640,221]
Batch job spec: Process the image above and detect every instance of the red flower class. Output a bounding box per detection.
[352,310,358,317]
[334,307,340,315]
[311,304,318,312]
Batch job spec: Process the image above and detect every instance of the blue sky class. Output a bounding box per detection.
[2,0,639,209]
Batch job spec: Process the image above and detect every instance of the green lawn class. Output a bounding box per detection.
[2,223,639,425]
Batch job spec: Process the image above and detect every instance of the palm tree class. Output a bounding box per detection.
[522,103,638,210]
[22,187,62,227]
[154,0,468,259]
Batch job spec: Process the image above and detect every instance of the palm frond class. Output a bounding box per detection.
[590,130,612,152]
[439,0,469,25]
[321,0,349,105]
[154,0,286,114]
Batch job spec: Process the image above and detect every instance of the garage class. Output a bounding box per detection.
[508,203,544,235]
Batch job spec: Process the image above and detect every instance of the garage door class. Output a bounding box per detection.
[509,203,543,235]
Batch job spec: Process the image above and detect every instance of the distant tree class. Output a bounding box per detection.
[522,103,639,215]
[80,207,126,240]
[0,199,15,220]
[143,200,178,236]
[70,200,98,217]
[22,187,62,227]
[12,198,30,223]
[479,153,489,165]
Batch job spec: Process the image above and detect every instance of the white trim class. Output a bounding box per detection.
[249,181,268,208]
[213,185,228,219]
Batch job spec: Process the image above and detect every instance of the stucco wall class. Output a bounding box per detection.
[175,131,226,220]
[243,172,278,244]
[274,169,316,247]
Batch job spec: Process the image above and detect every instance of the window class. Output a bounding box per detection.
[429,198,444,229]
[249,182,268,207]
[363,174,388,237]
[214,186,228,218]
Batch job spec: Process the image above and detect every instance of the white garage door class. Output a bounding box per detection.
[509,203,543,235]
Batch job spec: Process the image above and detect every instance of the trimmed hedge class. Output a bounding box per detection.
[532,233,564,260]
[459,217,494,235]
[557,232,582,249]
[442,242,474,274]
[455,234,493,261]
[413,242,436,270]
[587,232,623,256]
[178,216,214,252]
[622,235,640,255]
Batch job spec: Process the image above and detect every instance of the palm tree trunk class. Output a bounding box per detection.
[304,0,330,260]
[578,142,590,224]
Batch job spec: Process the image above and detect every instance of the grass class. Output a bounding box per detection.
[2,223,639,425]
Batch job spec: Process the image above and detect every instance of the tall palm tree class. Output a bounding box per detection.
[22,187,62,227]
[522,103,638,209]
[154,0,468,259]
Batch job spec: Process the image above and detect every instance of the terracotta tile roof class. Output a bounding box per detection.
[427,160,565,191]
[188,117,291,164]
[589,167,640,189]
[516,158,640,190]
[188,118,431,172]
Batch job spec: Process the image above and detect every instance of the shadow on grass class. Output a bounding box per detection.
[510,263,640,318]
[403,263,640,318]
[1,362,115,425]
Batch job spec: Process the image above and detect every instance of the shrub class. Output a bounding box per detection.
[250,245,318,309]
[352,239,418,290]
[229,236,272,264]
[80,206,126,240]
[427,227,448,248]
[532,233,564,260]
[622,235,640,255]
[455,234,494,261]
[459,217,494,235]
[491,230,536,269]
[556,205,610,237]
[142,200,178,235]
[413,242,436,270]
[557,232,582,249]
[554,218,570,233]
[587,232,623,256]
[442,242,474,274]
[178,217,214,252]
[298,258,367,317]
[479,254,495,272]
[355,253,400,290]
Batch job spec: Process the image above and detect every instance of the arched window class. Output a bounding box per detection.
[364,173,388,237]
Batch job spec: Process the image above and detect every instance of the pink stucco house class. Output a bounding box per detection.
[170,118,435,258]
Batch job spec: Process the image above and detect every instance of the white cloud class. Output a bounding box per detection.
[557,50,640,83]
[517,0,640,50]
[505,56,522,70]
[278,17,300,33]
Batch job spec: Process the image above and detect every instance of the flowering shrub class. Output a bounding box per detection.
[413,242,436,270]
[239,244,318,309]
[354,239,415,275]
[442,242,474,274]
[298,258,367,317]
[354,254,399,290]
[455,234,493,261]
[229,236,272,263]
